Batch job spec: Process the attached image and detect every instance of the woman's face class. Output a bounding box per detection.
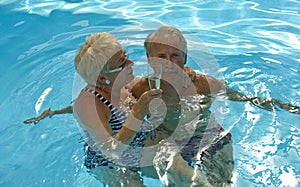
[106,50,134,87]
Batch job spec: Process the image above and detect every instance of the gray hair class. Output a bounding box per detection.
[74,32,122,86]
[144,26,187,55]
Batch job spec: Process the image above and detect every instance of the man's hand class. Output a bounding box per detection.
[23,106,73,124]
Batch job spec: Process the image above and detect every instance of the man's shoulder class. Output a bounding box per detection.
[195,74,208,80]
[194,74,221,83]
[193,74,224,94]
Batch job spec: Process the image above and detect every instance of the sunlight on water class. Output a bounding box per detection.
[0,0,299,186]
[35,87,52,114]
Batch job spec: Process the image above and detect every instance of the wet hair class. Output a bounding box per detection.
[74,32,122,86]
[144,26,187,60]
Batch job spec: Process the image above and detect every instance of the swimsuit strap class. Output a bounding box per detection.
[81,87,128,134]
[81,87,118,115]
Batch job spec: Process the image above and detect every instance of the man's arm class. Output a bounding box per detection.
[23,105,73,124]
[24,76,151,125]
[225,87,300,114]
[197,75,300,114]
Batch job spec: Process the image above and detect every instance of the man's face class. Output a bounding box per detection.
[148,42,185,67]
[148,42,186,82]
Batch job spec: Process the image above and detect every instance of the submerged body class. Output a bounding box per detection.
[130,73,234,186]
[79,84,234,186]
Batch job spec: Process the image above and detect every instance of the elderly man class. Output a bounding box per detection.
[131,26,234,186]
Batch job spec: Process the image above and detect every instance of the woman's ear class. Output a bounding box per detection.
[96,75,107,84]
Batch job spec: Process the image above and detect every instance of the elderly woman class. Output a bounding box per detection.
[73,32,162,186]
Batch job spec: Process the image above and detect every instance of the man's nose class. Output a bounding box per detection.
[165,55,171,61]
[167,55,177,63]
[164,57,173,68]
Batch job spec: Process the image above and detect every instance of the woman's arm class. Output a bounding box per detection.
[23,78,145,125]
[74,89,162,158]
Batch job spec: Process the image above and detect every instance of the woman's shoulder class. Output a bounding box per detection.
[74,86,111,118]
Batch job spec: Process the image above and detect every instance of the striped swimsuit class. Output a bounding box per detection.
[82,87,148,170]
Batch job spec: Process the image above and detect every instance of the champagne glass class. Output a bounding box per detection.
[148,61,162,90]
[147,62,164,131]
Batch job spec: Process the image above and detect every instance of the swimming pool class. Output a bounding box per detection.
[0,0,299,186]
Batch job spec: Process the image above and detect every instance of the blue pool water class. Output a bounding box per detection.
[0,0,299,186]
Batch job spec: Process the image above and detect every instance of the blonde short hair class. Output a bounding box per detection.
[144,26,187,56]
[74,32,122,86]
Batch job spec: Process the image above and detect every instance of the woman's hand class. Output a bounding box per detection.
[131,89,162,120]
[184,66,196,81]
[183,66,196,88]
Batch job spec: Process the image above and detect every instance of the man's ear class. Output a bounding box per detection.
[146,53,150,63]
[183,50,187,64]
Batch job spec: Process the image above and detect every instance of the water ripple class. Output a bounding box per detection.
[1,1,300,186]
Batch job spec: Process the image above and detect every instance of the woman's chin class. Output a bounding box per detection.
[126,74,135,83]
